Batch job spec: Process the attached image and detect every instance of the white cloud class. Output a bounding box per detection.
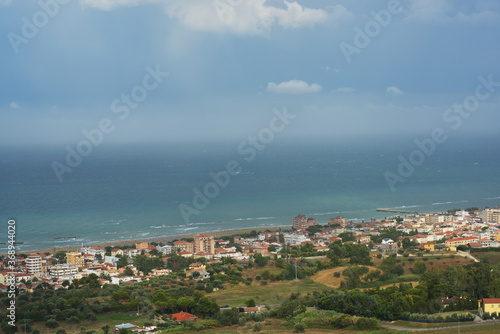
[331,87,355,93]
[267,80,322,94]
[80,0,348,34]
[386,86,404,95]
[9,101,19,109]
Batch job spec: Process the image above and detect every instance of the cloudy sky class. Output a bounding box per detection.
[1,0,499,145]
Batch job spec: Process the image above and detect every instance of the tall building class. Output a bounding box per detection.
[483,208,500,223]
[293,215,318,229]
[66,252,85,267]
[194,234,215,254]
[26,255,42,275]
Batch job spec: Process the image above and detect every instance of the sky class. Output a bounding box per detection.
[1,0,500,146]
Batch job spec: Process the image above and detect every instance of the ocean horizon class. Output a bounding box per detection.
[1,134,499,252]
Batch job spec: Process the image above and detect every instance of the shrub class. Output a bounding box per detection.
[45,319,59,329]
[253,322,262,332]
[333,272,341,278]
[56,330,66,334]
[260,280,268,286]
[293,323,306,333]
[354,317,379,330]
[67,316,80,324]
[238,317,247,326]
[255,275,261,281]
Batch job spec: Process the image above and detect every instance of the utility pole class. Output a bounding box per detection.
[294,258,297,280]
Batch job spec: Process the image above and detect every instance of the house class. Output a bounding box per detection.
[421,243,435,251]
[111,248,124,257]
[478,298,500,315]
[238,306,268,313]
[115,323,137,333]
[171,312,198,322]
[156,245,172,255]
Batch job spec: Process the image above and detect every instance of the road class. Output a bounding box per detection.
[381,319,500,331]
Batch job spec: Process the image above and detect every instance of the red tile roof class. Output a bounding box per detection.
[171,312,198,321]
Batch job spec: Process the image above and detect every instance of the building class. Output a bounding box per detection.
[293,214,317,229]
[136,242,149,251]
[111,248,124,257]
[483,208,500,224]
[194,234,215,254]
[26,255,42,275]
[173,240,194,253]
[478,298,500,315]
[329,216,349,227]
[48,264,78,277]
[445,236,479,248]
[66,252,85,267]
[171,312,198,322]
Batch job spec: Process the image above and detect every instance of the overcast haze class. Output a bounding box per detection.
[1,0,500,146]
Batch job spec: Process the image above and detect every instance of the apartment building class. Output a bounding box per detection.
[194,234,215,254]
[483,208,500,224]
[26,255,42,275]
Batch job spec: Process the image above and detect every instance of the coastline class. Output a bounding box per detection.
[17,225,291,255]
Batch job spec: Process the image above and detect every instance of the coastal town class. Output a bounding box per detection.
[1,206,500,333]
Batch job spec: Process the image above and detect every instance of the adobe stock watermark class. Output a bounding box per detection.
[213,0,242,22]
[340,0,403,64]
[7,0,70,54]
[178,107,296,223]
[6,220,16,327]
[384,74,499,192]
[51,65,169,182]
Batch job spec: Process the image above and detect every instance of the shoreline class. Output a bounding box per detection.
[16,225,292,255]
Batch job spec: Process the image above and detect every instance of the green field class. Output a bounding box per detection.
[472,251,500,268]
[31,314,151,334]
[210,278,328,307]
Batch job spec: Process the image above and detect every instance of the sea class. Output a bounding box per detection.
[1,134,499,252]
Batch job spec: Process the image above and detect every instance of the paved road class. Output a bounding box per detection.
[457,250,479,262]
[381,319,500,331]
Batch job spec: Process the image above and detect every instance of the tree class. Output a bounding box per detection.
[117,257,128,268]
[245,299,256,307]
[253,253,269,267]
[101,325,110,334]
[123,267,134,276]
[55,251,67,263]
[413,261,427,275]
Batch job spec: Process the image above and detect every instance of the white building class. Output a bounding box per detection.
[26,255,42,275]
[156,245,172,255]
[49,264,79,277]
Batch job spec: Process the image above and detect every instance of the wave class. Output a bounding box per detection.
[431,200,468,206]
[484,196,500,200]
[150,225,167,229]
[392,205,421,209]
[311,211,340,216]
[233,216,275,222]
[102,230,138,235]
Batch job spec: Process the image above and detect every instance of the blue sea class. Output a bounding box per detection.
[1,135,499,252]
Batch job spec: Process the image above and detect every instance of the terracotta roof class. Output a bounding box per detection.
[171,312,198,321]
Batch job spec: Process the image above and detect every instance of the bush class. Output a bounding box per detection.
[253,322,262,332]
[56,330,66,334]
[293,323,306,333]
[67,316,80,324]
[255,275,261,281]
[354,317,379,330]
[45,319,59,329]
[260,280,268,286]
[238,317,247,326]
[333,272,341,278]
